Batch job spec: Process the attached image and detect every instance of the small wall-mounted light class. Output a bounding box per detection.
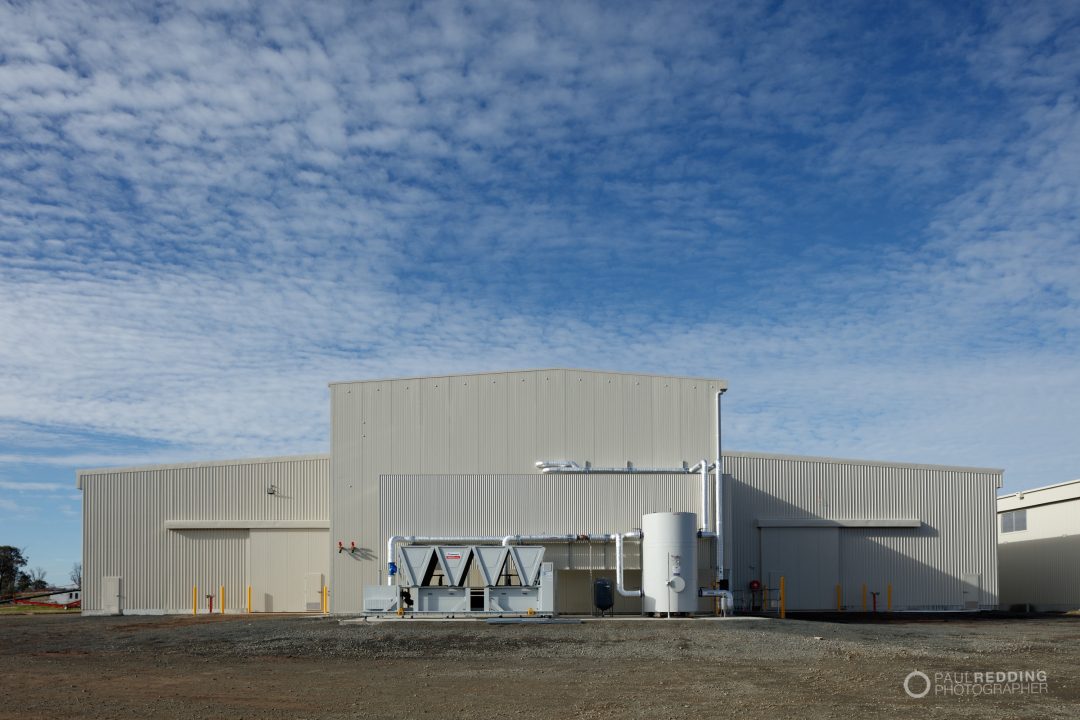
[267,484,278,495]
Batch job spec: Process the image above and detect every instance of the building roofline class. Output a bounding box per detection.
[997,477,1080,500]
[724,449,1004,476]
[328,368,728,387]
[76,453,329,489]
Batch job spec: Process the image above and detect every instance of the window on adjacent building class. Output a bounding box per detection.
[1000,508,1027,533]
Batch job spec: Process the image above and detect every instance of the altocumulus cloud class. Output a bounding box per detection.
[0,0,1077,489]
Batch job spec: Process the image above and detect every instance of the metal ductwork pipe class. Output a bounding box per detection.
[697,458,710,532]
[615,530,643,597]
[715,390,725,582]
[501,533,609,546]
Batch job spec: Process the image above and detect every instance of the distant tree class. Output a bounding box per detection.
[26,566,48,591]
[70,562,82,588]
[0,546,28,599]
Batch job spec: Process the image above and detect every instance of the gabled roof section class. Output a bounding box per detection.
[75,453,329,489]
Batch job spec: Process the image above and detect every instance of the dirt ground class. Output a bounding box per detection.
[1,613,1077,719]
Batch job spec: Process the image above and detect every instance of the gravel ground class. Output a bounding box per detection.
[1,613,1077,719]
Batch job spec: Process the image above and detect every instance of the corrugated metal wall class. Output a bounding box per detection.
[380,474,701,539]
[331,369,725,612]
[79,455,329,614]
[724,453,1001,610]
[998,536,1080,611]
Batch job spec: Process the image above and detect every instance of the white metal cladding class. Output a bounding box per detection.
[723,452,1002,610]
[78,455,329,614]
[998,535,1080,611]
[380,474,704,541]
[331,369,725,612]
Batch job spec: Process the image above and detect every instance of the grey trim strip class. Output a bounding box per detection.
[755,518,922,528]
[329,368,727,387]
[726,450,1003,475]
[165,520,330,530]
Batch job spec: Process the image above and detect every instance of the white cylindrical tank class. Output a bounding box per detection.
[641,511,698,614]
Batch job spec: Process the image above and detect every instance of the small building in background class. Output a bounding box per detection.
[47,588,81,605]
[998,479,1080,612]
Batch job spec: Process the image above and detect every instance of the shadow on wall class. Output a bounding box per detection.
[728,477,997,612]
[999,534,1080,612]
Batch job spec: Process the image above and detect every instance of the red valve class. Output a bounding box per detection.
[337,541,344,553]
[350,541,356,551]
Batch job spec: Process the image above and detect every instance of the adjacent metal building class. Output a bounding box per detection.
[726,453,1000,612]
[79,368,1002,615]
[998,479,1080,611]
[78,455,329,614]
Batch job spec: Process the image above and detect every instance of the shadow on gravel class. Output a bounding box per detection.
[766,610,1079,624]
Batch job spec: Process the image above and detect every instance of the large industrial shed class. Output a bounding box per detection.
[998,479,1080,612]
[79,369,1002,615]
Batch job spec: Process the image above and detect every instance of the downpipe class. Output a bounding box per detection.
[715,389,725,583]
[615,530,643,598]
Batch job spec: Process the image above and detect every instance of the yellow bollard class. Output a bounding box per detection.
[836,584,842,611]
[247,585,252,613]
[322,585,328,614]
[887,583,892,611]
[220,585,225,614]
[861,583,867,611]
[193,584,197,616]
[779,576,786,619]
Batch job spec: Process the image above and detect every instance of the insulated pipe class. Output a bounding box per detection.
[698,458,710,532]
[718,590,733,616]
[538,465,695,474]
[534,460,582,471]
[715,390,725,582]
[501,533,609,546]
[615,530,643,598]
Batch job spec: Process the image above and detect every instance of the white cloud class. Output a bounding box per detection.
[0,1,1077,492]
[0,480,70,492]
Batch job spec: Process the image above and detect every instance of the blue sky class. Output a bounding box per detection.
[2,0,1079,586]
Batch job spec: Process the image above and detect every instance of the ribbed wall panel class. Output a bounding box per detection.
[380,473,700,560]
[998,535,1080,611]
[723,453,1001,610]
[79,455,328,613]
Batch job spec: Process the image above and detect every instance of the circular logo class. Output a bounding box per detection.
[904,671,931,699]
